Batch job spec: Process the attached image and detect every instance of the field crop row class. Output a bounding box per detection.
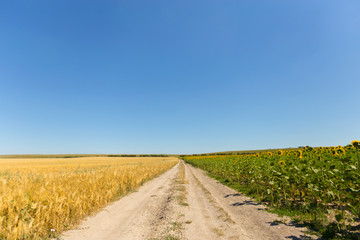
[0,157,178,240]
[183,141,360,239]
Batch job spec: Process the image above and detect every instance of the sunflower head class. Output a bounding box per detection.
[277,150,283,156]
[331,149,339,156]
[351,140,360,148]
[297,150,303,159]
[337,147,346,154]
[279,160,286,166]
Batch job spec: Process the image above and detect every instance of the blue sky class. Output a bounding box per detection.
[0,0,359,154]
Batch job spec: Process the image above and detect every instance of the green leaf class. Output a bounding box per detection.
[327,191,335,198]
[349,165,357,170]
[348,188,359,192]
[311,167,320,173]
[346,194,355,200]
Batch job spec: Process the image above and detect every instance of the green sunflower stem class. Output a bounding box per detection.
[356,147,360,169]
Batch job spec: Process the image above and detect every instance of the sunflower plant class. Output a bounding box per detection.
[183,141,360,239]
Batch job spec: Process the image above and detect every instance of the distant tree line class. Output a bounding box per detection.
[108,154,169,157]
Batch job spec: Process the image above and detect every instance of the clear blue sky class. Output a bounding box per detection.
[0,0,359,154]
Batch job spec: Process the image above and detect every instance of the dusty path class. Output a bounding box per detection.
[62,160,317,240]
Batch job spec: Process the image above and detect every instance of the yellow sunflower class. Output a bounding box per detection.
[331,149,339,156]
[337,147,346,154]
[297,150,303,159]
[351,140,360,148]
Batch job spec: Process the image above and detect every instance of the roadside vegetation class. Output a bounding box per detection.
[182,141,360,239]
[0,156,178,240]
[0,154,172,159]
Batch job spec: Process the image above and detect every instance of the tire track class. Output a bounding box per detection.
[183,162,244,240]
[61,160,318,240]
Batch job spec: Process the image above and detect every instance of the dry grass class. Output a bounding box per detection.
[0,157,178,239]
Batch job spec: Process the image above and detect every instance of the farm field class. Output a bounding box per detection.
[183,142,360,239]
[62,160,315,240]
[1,142,359,240]
[0,156,178,240]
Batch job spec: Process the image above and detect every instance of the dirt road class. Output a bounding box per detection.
[62,160,317,240]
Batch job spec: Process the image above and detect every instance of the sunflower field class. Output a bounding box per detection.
[182,141,360,239]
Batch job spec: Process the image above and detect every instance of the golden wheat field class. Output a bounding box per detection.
[0,156,178,240]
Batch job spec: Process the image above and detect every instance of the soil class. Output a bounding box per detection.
[61,160,318,240]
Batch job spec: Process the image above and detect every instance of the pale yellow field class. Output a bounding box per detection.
[0,157,178,240]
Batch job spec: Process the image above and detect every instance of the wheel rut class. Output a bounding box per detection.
[61,160,318,240]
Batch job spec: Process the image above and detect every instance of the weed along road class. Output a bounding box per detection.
[62,160,317,240]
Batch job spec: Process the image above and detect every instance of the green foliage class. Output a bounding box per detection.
[182,145,360,239]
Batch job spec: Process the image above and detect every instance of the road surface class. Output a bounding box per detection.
[61,160,316,240]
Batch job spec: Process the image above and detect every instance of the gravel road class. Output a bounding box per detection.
[61,160,317,240]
